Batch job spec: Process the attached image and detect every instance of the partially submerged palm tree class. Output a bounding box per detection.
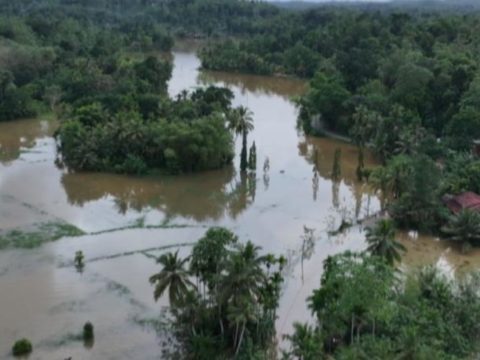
[442,209,480,247]
[365,219,406,265]
[149,251,195,307]
[228,106,254,172]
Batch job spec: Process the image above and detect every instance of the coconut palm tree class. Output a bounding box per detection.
[220,242,266,305]
[227,300,257,356]
[442,210,480,247]
[149,251,195,307]
[219,241,267,354]
[365,219,406,265]
[228,106,254,172]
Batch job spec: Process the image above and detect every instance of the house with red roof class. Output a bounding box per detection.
[443,192,480,214]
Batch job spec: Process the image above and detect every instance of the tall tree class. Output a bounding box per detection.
[229,106,254,172]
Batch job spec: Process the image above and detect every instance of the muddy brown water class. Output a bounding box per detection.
[0,49,478,359]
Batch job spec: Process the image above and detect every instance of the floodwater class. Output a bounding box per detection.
[0,48,478,359]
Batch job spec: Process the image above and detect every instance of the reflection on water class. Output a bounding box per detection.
[0,117,55,163]
[398,231,480,276]
[61,166,249,221]
[198,70,306,100]
[0,47,475,359]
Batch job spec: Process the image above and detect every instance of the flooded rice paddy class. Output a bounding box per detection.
[0,48,479,359]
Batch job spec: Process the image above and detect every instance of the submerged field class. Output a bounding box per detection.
[0,47,478,359]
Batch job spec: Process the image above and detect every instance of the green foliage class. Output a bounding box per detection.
[248,142,257,172]
[441,153,480,194]
[0,222,84,250]
[442,210,480,247]
[12,338,32,356]
[0,3,177,122]
[368,154,447,233]
[228,106,254,173]
[308,253,395,345]
[300,72,350,133]
[332,148,341,181]
[75,250,85,271]
[365,219,406,265]
[0,71,36,121]
[154,227,284,359]
[282,323,324,359]
[83,322,94,341]
[200,41,274,75]
[284,251,480,359]
[197,5,480,165]
[190,227,238,292]
[58,87,238,174]
[149,250,195,307]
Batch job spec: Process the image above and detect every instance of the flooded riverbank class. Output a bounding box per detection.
[0,47,477,359]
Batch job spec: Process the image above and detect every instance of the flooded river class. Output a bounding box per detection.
[0,48,479,359]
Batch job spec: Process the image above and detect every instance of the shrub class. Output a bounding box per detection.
[83,322,94,341]
[12,338,32,356]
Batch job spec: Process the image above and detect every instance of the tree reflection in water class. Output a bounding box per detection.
[61,165,256,222]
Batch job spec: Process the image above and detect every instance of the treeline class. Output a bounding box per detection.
[0,2,173,122]
[0,0,281,38]
[283,250,480,359]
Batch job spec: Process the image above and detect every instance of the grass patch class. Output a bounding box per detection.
[0,222,84,250]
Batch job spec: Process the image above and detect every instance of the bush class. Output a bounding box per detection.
[12,338,32,356]
[83,322,94,341]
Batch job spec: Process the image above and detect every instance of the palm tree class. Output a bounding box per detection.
[365,219,406,265]
[368,167,391,210]
[220,241,266,354]
[228,106,254,172]
[220,242,266,306]
[442,210,480,247]
[227,300,257,356]
[149,251,195,307]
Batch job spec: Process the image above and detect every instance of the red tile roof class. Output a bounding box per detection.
[444,192,480,213]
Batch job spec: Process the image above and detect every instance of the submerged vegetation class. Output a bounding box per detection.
[0,222,84,249]
[12,338,32,357]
